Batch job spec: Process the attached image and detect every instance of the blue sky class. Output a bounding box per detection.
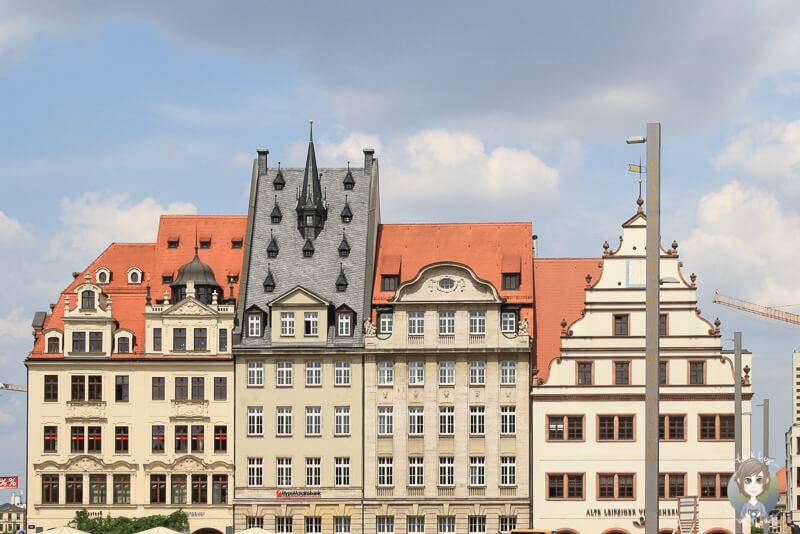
[2,1,800,492]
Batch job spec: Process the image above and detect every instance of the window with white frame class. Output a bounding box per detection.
[500,361,516,385]
[280,312,295,336]
[248,313,262,337]
[306,361,322,386]
[305,406,321,436]
[439,361,455,385]
[335,457,350,486]
[377,457,393,486]
[378,406,394,435]
[408,457,425,486]
[377,516,394,534]
[248,361,264,386]
[276,457,292,486]
[378,361,394,385]
[276,517,293,533]
[305,457,321,486]
[470,406,485,435]
[439,405,455,435]
[500,456,516,486]
[247,457,263,486]
[305,517,321,534]
[408,361,424,385]
[277,361,293,386]
[439,456,455,486]
[337,313,351,336]
[380,313,393,334]
[501,312,516,333]
[468,516,486,534]
[408,312,424,335]
[438,311,455,335]
[408,406,424,436]
[335,361,351,385]
[334,517,351,534]
[469,457,485,486]
[469,361,486,385]
[304,312,318,336]
[499,517,516,534]
[334,406,351,435]
[407,516,425,534]
[469,311,486,334]
[247,517,264,529]
[500,406,516,435]
[247,406,264,436]
[437,516,455,534]
[276,407,293,436]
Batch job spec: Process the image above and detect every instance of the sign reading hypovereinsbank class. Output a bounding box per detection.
[276,489,322,498]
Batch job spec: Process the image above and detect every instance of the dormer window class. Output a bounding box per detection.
[337,313,352,336]
[47,337,60,353]
[336,265,348,292]
[339,232,350,258]
[267,232,279,258]
[381,276,399,292]
[168,240,179,249]
[248,313,262,337]
[199,240,211,249]
[341,197,353,224]
[117,337,130,354]
[502,273,520,291]
[232,240,243,249]
[81,291,95,310]
[162,275,173,284]
[271,197,282,224]
[127,267,143,285]
[95,267,111,285]
[343,165,355,190]
[306,215,314,226]
[263,267,275,293]
[303,239,314,258]
[274,166,285,190]
[98,272,108,284]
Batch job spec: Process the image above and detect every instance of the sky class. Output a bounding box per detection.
[2,1,800,494]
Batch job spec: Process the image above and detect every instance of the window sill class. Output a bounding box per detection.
[276,434,293,438]
[500,383,517,387]
[246,384,265,388]
[438,383,455,388]
[469,383,486,388]
[276,384,293,388]
[68,352,105,357]
[334,384,351,387]
[408,383,424,388]
[377,384,394,388]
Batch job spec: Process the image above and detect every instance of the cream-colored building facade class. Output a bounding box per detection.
[364,263,531,534]
[784,352,800,532]
[531,205,752,534]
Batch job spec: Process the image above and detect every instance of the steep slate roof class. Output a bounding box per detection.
[532,257,603,381]
[237,144,378,349]
[372,223,534,332]
[28,215,245,359]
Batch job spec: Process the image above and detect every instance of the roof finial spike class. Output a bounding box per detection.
[309,119,314,141]
[194,226,199,256]
[347,161,350,170]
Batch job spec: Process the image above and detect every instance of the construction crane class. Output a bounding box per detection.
[0,383,27,393]
[713,291,800,326]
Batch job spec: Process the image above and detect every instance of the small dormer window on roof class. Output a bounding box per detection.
[341,196,353,224]
[339,230,350,258]
[98,272,108,283]
[303,239,314,258]
[336,264,348,292]
[263,265,275,293]
[127,267,143,285]
[271,196,282,224]
[199,240,211,249]
[231,239,243,249]
[502,273,520,290]
[274,163,285,190]
[81,290,95,310]
[168,239,179,249]
[267,230,279,259]
[343,162,355,190]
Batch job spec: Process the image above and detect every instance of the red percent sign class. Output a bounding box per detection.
[0,477,18,489]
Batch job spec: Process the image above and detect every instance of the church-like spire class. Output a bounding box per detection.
[296,120,328,239]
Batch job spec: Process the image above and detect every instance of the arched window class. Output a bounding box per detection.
[81,290,95,309]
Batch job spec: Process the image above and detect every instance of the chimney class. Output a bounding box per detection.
[363,148,375,176]
[257,148,269,176]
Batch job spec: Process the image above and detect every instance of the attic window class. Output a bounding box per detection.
[98,272,108,283]
[271,197,282,224]
[168,240,179,249]
[439,278,454,290]
[303,239,314,258]
[81,290,95,310]
[162,275,173,284]
[336,265,348,292]
[343,164,355,190]
[274,166,285,190]
[339,231,350,258]
[341,196,353,223]
[231,240,243,249]
[502,273,520,291]
[263,267,275,293]
[199,240,211,249]
[381,275,399,292]
[127,268,143,285]
[267,232,279,258]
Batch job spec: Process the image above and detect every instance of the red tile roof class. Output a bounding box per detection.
[777,466,786,493]
[372,222,534,331]
[532,258,603,382]
[28,215,246,359]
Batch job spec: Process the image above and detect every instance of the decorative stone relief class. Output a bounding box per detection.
[427,276,466,294]
[172,399,208,418]
[67,401,106,419]
[518,318,529,336]
[363,319,377,337]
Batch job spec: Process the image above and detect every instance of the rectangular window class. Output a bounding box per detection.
[500,361,516,385]
[614,314,629,336]
[408,516,425,534]
[277,407,293,436]
[173,328,186,350]
[660,313,668,336]
[191,425,204,452]
[248,313,262,337]
[72,332,86,353]
[89,332,103,352]
[378,406,394,435]
[377,457,394,486]
[659,361,668,385]
[597,415,635,441]
[501,312,516,333]
[42,474,59,504]
[335,361,351,386]
[700,473,732,499]
[469,361,486,385]
[248,361,264,386]
[247,457,263,487]
[248,518,265,530]
[659,473,686,499]
[152,377,165,400]
[277,361,293,386]
[469,311,486,334]
[408,406,424,436]
[614,361,630,385]
[380,313,393,334]
[335,457,350,486]
[153,328,162,351]
[659,414,686,441]
[116,336,130,353]
[408,361,425,385]
[193,328,207,350]
[469,456,485,486]
[381,275,399,292]
[439,456,455,486]
[150,474,166,504]
[439,405,455,435]
[44,426,58,453]
[113,474,131,504]
[699,414,735,441]
[171,475,187,504]
[438,517,455,534]
[66,475,85,504]
[152,425,165,453]
[500,406,516,435]
[337,313,352,336]
[577,361,593,385]
[597,473,636,500]
[499,517,517,534]
[502,273,520,290]
[306,406,322,436]
[114,426,129,453]
[89,474,106,504]
[248,407,264,436]
[408,457,424,486]
[335,406,351,435]
[276,518,292,533]
[333,517,350,534]
[377,516,394,534]
[114,375,129,402]
[305,517,322,534]
[71,375,85,401]
[88,375,102,401]
[690,361,705,384]
[175,425,188,453]
[276,457,292,487]
[408,311,425,335]
[214,377,227,400]
[439,361,455,385]
[44,375,58,402]
[280,312,294,336]
[219,328,228,351]
[306,457,321,486]
[47,336,60,353]
[304,312,319,336]
[500,456,516,486]
[547,473,584,500]
[71,426,85,453]
[175,377,189,400]
[438,311,455,335]
[191,377,204,400]
[191,474,207,504]
[470,406,485,435]
[378,361,394,385]
[212,474,228,504]
[214,425,227,452]
[720,415,735,440]
[306,361,322,386]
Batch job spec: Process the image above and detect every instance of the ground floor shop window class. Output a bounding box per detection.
[334,517,350,534]
[377,516,394,534]
[304,517,322,534]
[112,474,130,504]
[246,517,264,529]
[276,517,293,533]
[89,474,106,504]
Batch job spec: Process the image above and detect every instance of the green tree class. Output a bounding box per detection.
[71,510,188,534]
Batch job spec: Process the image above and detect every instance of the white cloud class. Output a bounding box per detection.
[0,411,15,426]
[682,181,800,306]
[713,120,800,185]
[0,309,29,340]
[49,192,197,264]
[0,211,28,243]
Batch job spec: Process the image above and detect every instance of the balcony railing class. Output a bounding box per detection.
[438,335,455,345]
[406,486,425,497]
[407,335,424,345]
[468,334,485,345]
[437,487,455,497]
[500,487,517,497]
[376,487,394,497]
[468,487,485,497]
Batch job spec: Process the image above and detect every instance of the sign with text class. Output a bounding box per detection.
[276,489,321,498]
[0,477,18,489]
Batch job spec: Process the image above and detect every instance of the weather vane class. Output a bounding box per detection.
[628,155,644,197]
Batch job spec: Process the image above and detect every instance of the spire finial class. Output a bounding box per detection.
[309,119,314,141]
[194,226,199,255]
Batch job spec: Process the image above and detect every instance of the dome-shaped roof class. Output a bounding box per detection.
[171,251,220,288]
